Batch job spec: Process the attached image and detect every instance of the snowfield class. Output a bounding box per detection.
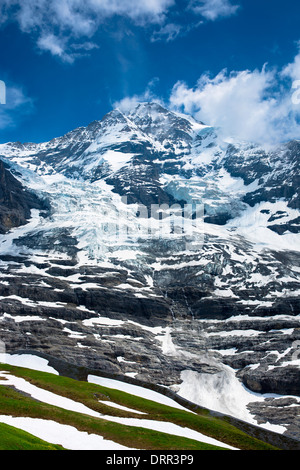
[0,415,132,450]
[1,353,298,450]
[0,354,238,450]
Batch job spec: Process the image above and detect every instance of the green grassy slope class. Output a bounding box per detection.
[0,422,65,450]
[0,364,279,451]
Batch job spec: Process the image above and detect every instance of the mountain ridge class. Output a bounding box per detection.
[0,102,299,440]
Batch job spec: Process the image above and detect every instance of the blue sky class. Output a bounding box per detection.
[0,0,300,145]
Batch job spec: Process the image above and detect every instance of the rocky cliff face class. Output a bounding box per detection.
[0,102,299,439]
[0,159,49,234]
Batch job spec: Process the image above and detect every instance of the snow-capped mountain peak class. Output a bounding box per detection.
[0,102,300,440]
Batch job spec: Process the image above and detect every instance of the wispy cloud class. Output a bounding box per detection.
[0,81,34,131]
[0,0,176,61]
[281,42,300,82]
[36,33,100,63]
[0,0,241,61]
[189,0,240,21]
[37,34,72,63]
[113,78,163,113]
[151,23,183,42]
[2,0,175,35]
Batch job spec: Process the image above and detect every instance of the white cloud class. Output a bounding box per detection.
[1,0,176,61]
[113,79,163,113]
[169,64,300,145]
[4,0,175,37]
[0,0,241,60]
[71,41,99,51]
[189,0,240,21]
[36,33,100,63]
[0,82,34,130]
[87,0,175,24]
[281,43,300,82]
[151,23,182,42]
[114,95,146,114]
[37,34,72,63]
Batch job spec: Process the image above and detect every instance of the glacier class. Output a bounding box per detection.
[0,102,299,441]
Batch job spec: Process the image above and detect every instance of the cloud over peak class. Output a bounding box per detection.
[169,60,300,145]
